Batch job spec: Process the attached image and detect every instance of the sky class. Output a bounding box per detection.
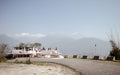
[0,0,120,40]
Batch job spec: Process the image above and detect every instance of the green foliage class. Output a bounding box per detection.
[93,56,99,60]
[14,59,23,64]
[14,59,19,63]
[30,42,41,48]
[18,42,42,49]
[64,55,69,58]
[0,43,9,57]
[0,43,9,62]
[26,57,31,64]
[82,55,87,59]
[73,55,78,58]
[19,43,26,48]
[110,40,120,60]
[36,62,51,66]
[0,56,7,62]
[106,56,114,61]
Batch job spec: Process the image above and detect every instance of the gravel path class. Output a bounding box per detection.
[9,58,120,75]
[0,63,77,75]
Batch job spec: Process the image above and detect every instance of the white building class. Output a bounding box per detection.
[12,47,64,58]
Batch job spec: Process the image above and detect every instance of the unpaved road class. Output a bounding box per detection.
[0,63,77,75]
[9,58,120,75]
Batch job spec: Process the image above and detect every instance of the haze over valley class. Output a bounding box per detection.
[0,34,111,57]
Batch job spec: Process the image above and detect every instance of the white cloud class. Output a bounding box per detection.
[21,33,30,36]
[71,32,85,39]
[71,32,81,35]
[15,33,46,38]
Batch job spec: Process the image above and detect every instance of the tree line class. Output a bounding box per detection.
[109,32,120,60]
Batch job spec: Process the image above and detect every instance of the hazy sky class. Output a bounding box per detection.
[0,0,120,40]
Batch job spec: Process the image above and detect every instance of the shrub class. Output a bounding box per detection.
[106,56,114,61]
[0,56,7,62]
[73,55,78,58]
[93,56,99,60]
[14,59,19,63]
[82,55,87,59]
[64,55,69,58]
[5,54,13,59]
[0,43,9,62]
[14,59,23,64]
[109,40,120,60]
[26,57,31,64]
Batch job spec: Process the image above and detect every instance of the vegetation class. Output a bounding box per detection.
[18,42,41,49]
[19,43,27,48]
[0,56,7,62]
[109,31,120,60]
[73,55,78,58]
[30,42,41,48]
[14,58,31,64]
[26,57,31,64]
[35,62,55,66]
[82,55,87,59]
[109,40,120,60]
[0,43,9,62]
[14,59,22,64]
[64,55,69,58]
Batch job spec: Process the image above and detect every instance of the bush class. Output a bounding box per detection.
[106,56,114,61]
[73,55,78,58]
[64,55,69,58]
[93,56,99,60]
[82,55,87,59]
[26,57,31,64]
[109,40,120,60]
[0,44,9,62]
[14,59,23,64]
[5,54,14,59]
[14,59,19,63]
[0,56,7,62]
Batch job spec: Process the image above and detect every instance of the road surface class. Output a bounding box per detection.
[9,58,120,75]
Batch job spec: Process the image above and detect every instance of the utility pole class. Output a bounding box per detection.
[95,44,96,56]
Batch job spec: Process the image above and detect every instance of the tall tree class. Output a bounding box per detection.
[109,32,120,60]
[30,43,41,48]
[0,43,9,57]
[19,43,25,47]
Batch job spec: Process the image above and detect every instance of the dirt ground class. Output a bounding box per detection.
[0,63,78,75]
[23,58,120,75]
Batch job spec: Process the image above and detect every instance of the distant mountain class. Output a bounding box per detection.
[0,34,19,47]
[0,34,112,57]
[37,35,112,57]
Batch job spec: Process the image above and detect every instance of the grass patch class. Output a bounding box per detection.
[102,60,120,65]
[14,59,23,64]
[0,56,7,62]
[26,57,31,64]
[33,62,55,66]
[14,57,31,64]
[91,59,120,65]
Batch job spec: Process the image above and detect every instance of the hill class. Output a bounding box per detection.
[0,34,111,57]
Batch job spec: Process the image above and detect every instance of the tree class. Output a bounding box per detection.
[0,43,9,62]
[19,43,26,48]
[109,32,120,60]
[0,44,9,57]
[18,43,28,50]
[30,43,41,48]
[42,47,46,50]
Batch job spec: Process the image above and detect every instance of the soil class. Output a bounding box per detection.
[0,63,77,75]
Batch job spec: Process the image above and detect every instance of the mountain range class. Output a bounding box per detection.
[0,34,112,57]
[0,34,19,47]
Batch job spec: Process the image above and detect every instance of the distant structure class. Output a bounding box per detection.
[12,46,64,58]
